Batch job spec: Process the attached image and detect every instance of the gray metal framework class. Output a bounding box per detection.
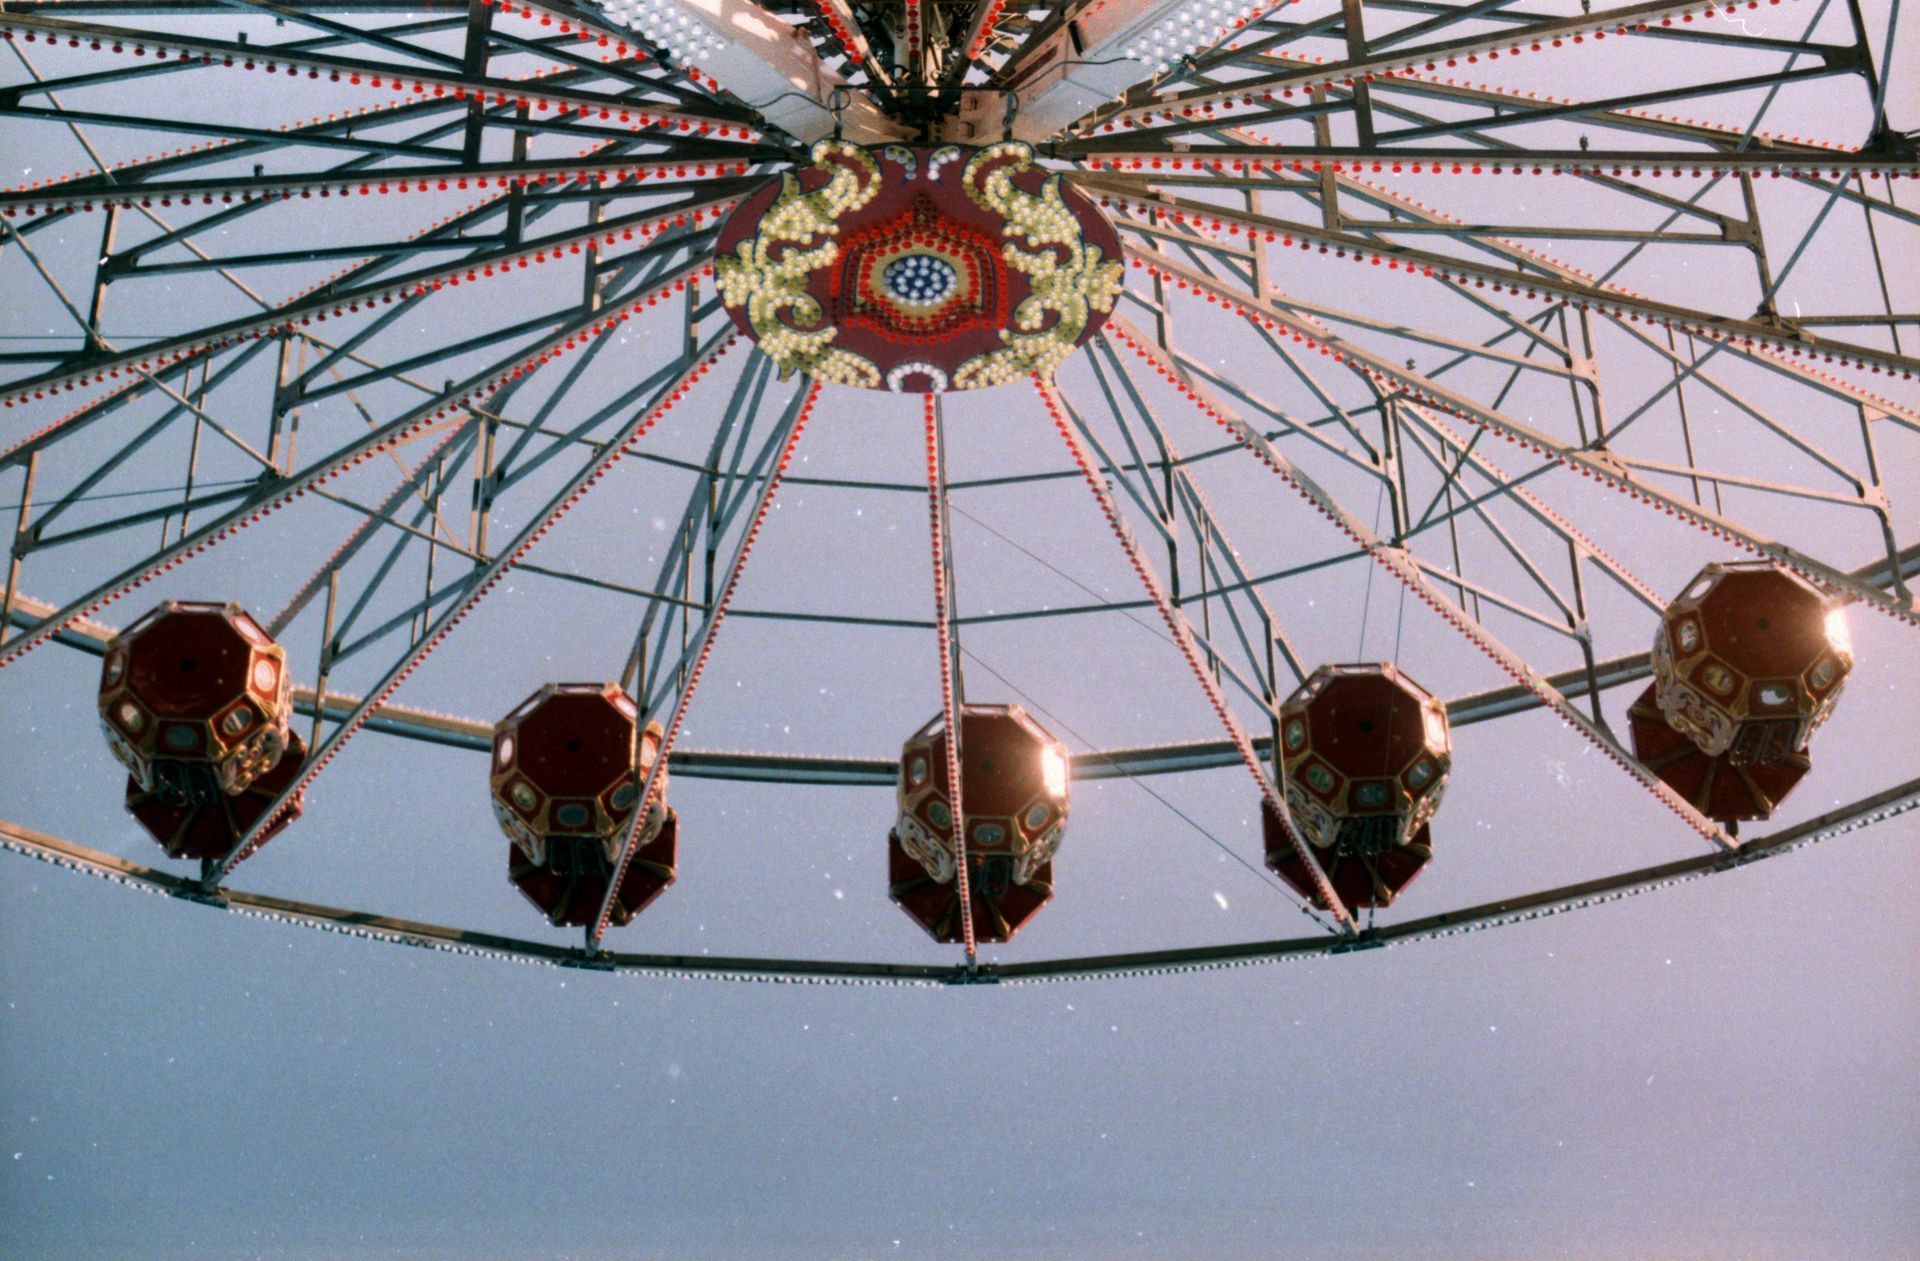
[0,0,1914,974]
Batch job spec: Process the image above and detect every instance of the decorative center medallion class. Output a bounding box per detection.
[714,142,1125,393]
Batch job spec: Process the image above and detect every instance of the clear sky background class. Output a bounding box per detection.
[2,1,1917,1257]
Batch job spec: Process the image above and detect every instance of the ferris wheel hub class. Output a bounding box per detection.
[713,141,1125,392]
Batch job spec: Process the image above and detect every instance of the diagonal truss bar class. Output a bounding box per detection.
[207,331,740,884]
[0,13,754,130]
[1077,346,1308,705]
[1094,156,1916,515]
[616,358,771,706]
[588,379,821,948]
[633,369,798,716]
[1,198,733,415]
[1115,248,1920,626]
[15,541,1915,783]
[1075,176,1920,383]
[1034,373,1354,932]
[0,255,715,670]
[1087,0,1832,127]
[0,154,768,217]
[0,41,741,241]
[1104,318,1740,852]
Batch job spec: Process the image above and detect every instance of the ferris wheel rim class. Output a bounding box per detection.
[5,770,1916,983]
[0,0,1915,964]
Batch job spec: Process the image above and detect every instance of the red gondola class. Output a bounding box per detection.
[98,600,303,858]
[1632,561,1851,821]
[1265,664,1451,909]
[490,683,676,927]
[890,703,1070,942]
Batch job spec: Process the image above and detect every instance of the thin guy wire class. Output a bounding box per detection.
[957,647,1340,935]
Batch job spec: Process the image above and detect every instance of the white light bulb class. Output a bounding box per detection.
[1040,746,1068,798]
[1824,607,1852,655]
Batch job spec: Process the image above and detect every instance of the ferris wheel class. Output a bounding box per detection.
[0,0,1914,985]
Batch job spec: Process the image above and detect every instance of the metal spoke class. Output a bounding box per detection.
[0,0,1913,977]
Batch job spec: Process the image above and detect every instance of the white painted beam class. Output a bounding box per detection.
[952,0,1281,142]
[590,0,909,143]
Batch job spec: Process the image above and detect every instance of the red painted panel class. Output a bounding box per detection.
[888,830,1052,944]
[510,810,679,928]
[124,730,307,860]
[1627,684,1809,821]
[1263,798,1432,910]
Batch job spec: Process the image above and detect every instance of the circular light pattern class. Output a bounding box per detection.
[715,142,1124,393]
[882,254,958,309]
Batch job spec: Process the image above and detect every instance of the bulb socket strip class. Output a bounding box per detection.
[589,0,723,68]
[1,360,204,467]
[1096,186,1920,434]
[2,26,743,211]
[1,158,758,220]
[1103,322,1737,850]
[904,0,924,74]
[509,0,730,94]
[0,197,737,411]
[922,394,977,958]
[0,176,518,427]
[9,95,458,207]
[7,28,754,208]
[1111,259,1920,630]
[1088,47,1862,157]
[0,263,721,673]
[3,166,579,428]
[1092,0,1805,130]
[1115,0,1298,77]
[804,0,880,74]
[1089,191,1918,386]
[1088,146,1888,336]
[1075,152,1905,181]
[0,19,751,140]
[963,0,1011,62]
[215,332,741,878]
[1,0,750,202]
[1031,374,1354,931]
[590,382,823,944]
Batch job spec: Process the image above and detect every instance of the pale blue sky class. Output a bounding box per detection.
[2,1,1917,1256]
